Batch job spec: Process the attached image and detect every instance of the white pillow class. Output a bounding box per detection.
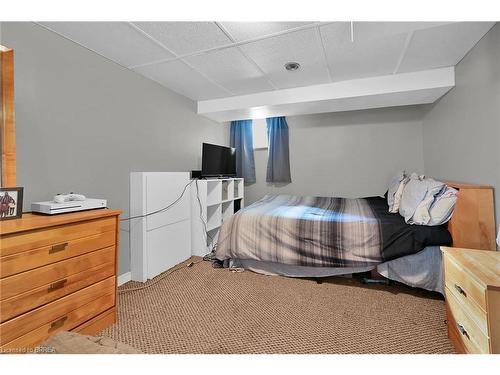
[390,176,409,213]
[399,173,428,222]
[387,172,406,212]
[410,180,447,225]
[427,187,458,226]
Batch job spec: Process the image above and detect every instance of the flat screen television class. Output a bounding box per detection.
[201,143,237,178]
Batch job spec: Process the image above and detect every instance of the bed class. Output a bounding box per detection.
[215,181,496,295]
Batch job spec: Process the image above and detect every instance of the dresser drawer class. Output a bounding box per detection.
[1,293,115,352]
[0,230,116,277]
[443,253,486,311]
[445,275,488,335]
[0,276,115,347]
[0,217,116,257]
[0,246,115,322]
[445,286,490,354]
[74,307,116,336]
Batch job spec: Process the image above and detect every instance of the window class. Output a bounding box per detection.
[252,118,268,149]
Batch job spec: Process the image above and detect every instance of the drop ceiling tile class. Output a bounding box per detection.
[398,22,496,73]
[321,27,407,81]
[239,28,330,89]
[318,22,352,47]
[184,47,274,95]
[220,22,316,42]
[132,22,232,56]
[133,60,229,100]
[40,22,174,67]
[353,22,451,42]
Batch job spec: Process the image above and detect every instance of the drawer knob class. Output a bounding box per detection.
[454,283,467,297]
[457,323,470,339]
[50,242,68,253]
[49,316,68,331]
[48,279,67,292]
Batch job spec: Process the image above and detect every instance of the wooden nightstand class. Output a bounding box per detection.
[441,247,500,354]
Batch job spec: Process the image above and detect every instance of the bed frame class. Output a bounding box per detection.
[444,181,496,251]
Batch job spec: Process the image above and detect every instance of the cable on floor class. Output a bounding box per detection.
[118,259,204,294]
[118,178,232,293]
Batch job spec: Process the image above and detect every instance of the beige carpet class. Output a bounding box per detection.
[100,258,455,354]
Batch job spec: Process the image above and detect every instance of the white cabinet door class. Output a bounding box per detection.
[146,173,190,231]
[146,219,191,279]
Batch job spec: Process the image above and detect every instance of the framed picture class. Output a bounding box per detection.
[0,187,23,220]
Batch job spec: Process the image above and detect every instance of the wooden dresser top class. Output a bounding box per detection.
[442,247,500,289]
[0,209,121,236]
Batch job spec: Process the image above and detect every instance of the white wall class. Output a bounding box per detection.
[245,106,425,204]
[422,23,500,227]
[2,22,228,274]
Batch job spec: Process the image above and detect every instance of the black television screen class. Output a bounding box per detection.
[201,143,236,177]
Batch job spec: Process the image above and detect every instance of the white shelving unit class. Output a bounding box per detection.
[207,204,222,231]
[222,200,234,223]
[234,179,244,199]
[130,174,245,282]
[206,179,222,206]
[191,178,244,256]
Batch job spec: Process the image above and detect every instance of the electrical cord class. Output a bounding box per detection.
[120,179,194,222]
[121,180,215,254]
[119,259,204,294]
[119,178,223,293]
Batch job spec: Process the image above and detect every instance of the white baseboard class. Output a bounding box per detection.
[117,272,132,286]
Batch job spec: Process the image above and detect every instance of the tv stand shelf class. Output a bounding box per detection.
[191,177,244,256]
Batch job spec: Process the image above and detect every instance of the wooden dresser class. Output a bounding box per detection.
[441,247,500,354]
[0,209,120,352]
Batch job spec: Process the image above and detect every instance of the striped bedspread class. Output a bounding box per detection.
[215,194,452,268]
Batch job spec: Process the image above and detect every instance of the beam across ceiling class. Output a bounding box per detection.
[197,67,455,122]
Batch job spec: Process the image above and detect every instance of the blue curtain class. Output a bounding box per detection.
[266,117,291,183]
[230,119,256,183]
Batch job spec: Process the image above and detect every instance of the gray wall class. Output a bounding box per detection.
[5,21,498,275]
[422,23,500,227]
[245,106,425,205]
[2,22,228,274]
